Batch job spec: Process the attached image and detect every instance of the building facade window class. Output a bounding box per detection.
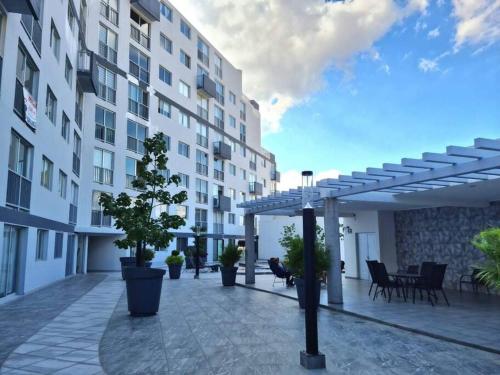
[20,1,44,54]
[228,188,236,200]
[160,33,172,53]
[127,119,147,154]
[129,45,149,83]
[45,85,57,125]
[240,168,246,180]
[180,19,191,39]
[15,45,39,120]
[6,131,33,211]
[228,213,235,224]
[240,101,246,121]
[215,54,223,79]
[93,148,114,185]
[176,205,188,219]
[159,65,171,85]
[128,82,149,120]
[64,56,73,88]
[197,38,209,66]
[36,229,48,260]
[229,163,236,176]
[67,2,77,32]
[178,110,190,128]
[69,181,78,224]
[229,115,236,128]
[40,156,53,191]
[229,91,236,105]
[97,65,116,104]
[178,80,190,98]
[54,232,63,258]
[215,81,224,105]
[196,122,208,148]
[178,173,189,188]
[177,141,190,158]
[196,149,208,176]
[126,157,140,189]
[58,170,67,199]
[91,191,112,226]
[160,2,173,21]
[214,105,224,129]
[195,208,207,229]
[50,20,60,60]
[130,10,151,50]
[240,123,247,143]
[98,24,118,64]
[180,49,191,69]
[195,178,208,204]
[95,105,115,144]
[214,158,224,181]
[158,98,171,118]
[73,131,81,176]
[61,112,70,142]
[197,94,208,120]
[100,0,119,26]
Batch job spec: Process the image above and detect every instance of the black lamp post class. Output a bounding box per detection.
[194,225,202,279]
[300,171,326,369]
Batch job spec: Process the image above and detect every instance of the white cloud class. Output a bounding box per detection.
[277,169,341,192]
[437,0,446,7]
[452,0,500,49]
[418,58,440,72]
[427,27,441,38]
[414,19,428,33]
[170,0,429,134]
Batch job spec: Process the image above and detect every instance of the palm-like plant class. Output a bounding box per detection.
[471,228,500,290]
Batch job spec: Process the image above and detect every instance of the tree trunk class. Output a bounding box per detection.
[136,240,145,267]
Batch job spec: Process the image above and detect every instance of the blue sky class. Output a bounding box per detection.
[261,1,500,179]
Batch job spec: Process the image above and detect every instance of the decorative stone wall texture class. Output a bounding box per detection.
[394,202,500,290]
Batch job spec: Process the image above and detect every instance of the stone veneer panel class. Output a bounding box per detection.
[394,202,500,290]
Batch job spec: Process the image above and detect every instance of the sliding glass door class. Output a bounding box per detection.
[1,226,19,298]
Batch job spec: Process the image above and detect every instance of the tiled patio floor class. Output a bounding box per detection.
[236,274,500,354]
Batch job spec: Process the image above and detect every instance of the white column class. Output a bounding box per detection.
[324,198,343,304]
[244,213,255,284]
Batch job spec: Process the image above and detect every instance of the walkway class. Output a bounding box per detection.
[236,274,500,354]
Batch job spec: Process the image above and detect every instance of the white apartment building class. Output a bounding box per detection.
[0,0,279,299]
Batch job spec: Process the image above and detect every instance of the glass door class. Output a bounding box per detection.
[1,225,19,298]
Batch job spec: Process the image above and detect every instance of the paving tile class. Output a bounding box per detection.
[52,363,102,375]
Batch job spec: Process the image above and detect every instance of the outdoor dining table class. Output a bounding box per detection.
[387,272,423,302]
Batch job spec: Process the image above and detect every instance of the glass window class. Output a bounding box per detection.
[93,148,114,185]
[95,105,116,144]
[229,164,236,176]
[73,131,81,176]
[130,9,150,49]
[64,56,73,88]
[180,49,191,69]
[195,208,207,229]
[16,45,39,101]
[54,232,64,258]
[197,94,208,120]
[228,188,236,200]
[180,19,191,39]
[160,33,172,53]
[229,115,236,128]
[36,229,48,260]
[178,173,189,188]
[240,168,246,180]
[240,101,246,121]
[98,24,118,64]
[45,85,57,124]
[58,170,67,198]
[195,178,208,204]
[215,54,223,79]
[196,122,208,148]
[67,2,76,32]
[126,157,139,189]
[50,20,60,60]
[129,45,149,83]
[215,81,224,105]
[97,65,116,104]
[214,105,224,129]
[228,213,235,224]
[197,38,209,66]
[100,0,119,26]
[158,98,171,118]
[196,149,208,176]
[127,119,148,154]
[8,131,33,179]
[176,205,188,219]
[40,156,53,190]
[160,2,173,21]
[159,65,171,85]
[61,112,70,142]
[229,91,236,105]
[128,82,149,120]
[178,80,190,98]
[178,141,190,158]
[240,123,247,143]
[178,111,190,128]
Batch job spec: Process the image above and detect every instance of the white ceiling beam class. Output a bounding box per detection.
[351,172,389,181]
[446,146,499,159]
[422,153,469,164]
[401,158,442,169]
[383,163,419,174]
[366,168,403,177]
[338,175,368,184]
[474,138,500,151]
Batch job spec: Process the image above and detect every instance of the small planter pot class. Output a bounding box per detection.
[295,278,321,309]
[123,267,166,317]
[220,266,238,286]
[119,257,136,280]
[168,264,182,279]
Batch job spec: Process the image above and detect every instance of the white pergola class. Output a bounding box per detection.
[238,138,500,304]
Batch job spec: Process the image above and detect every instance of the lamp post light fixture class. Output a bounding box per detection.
[194,225,202,279]
[300,171,326,370]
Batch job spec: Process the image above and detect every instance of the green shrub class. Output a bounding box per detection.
[279,224,330,278]
[171,250,180,256]
[166,253,184,266]
[219,244,242,268]
[472,227,500,290]
[144,248,155,262]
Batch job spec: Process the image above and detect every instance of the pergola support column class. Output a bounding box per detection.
[244,213,255,284]
[324,198,343,304]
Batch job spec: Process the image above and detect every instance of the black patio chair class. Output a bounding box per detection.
[268,258,290,287]
[459,268,490,294]
[366,260,378,296]
[407,265,419,274]
[372,262,405,303]
[413,264,449,306]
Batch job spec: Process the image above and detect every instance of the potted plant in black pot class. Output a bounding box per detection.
[100,133,187,317]
[144,248,155,267]
[219,244,243,286]
[166,250,184,279]
[280,224,330,308]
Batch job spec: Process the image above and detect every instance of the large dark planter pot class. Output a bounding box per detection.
[295,278,321,309]
[123,267,166,317]
[168,264,182,279]
[220,266,238,286]
[120,257,136,280]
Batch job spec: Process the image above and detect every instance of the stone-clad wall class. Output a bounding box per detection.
[394,202,500,290]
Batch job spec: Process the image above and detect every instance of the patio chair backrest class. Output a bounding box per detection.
[366,260,378,282]
[373,262,390,287]
[420,262,436,277]
[268,259,286,278]
[407,265,419,274]
[430,264,447,289]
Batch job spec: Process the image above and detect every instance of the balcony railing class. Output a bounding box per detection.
[196,74,216,98]
[196,192,208,204]
[213,223,224,234]
[2,0,40,19]
[130,0,161,22]
[197,106,208,121]
[69,204,77,224]
[77,50,98,94]
[6,170,31,211]
[91,210,111,227]
[94,166,113,185]
[100,1,119,25]
[249,182,263,195]
[196,163,208,176]
[214,169,224,182]
[213,141,232,160]
[130,24,150,50]
[213,195,231,212]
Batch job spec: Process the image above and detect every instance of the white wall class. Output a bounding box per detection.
[87,236,129,271]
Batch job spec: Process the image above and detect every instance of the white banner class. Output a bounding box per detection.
[23,88,37,129]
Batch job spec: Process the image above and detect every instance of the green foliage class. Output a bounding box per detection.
[143,248,155,262]
[171,250,180,257]
[279,223,330,278]
[218,243,243,268]
[166,254,184,266]
[471,228,500,290]
[99,133,188,263]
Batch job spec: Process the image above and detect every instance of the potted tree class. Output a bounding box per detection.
[100,133,187,316]
[166,250,184,279]
[472,227,500,290]
[279,224,330,308]
[219,244,243,286]
[144,248,155,268]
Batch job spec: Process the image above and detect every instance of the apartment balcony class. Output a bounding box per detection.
[196,74,216,99]
[100,1,119,26]
[6,171,31,211]
[213,196,231,212]
[130,0,160,22]
[249,182,263,195]
[77,50,98,94]
[130,24,150,50]
[213,141,231,160]
[213,223,224,235]
[271,170,281,182]
[94,167,113,185]
[1,0,40,19]
[69,204,78,225]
